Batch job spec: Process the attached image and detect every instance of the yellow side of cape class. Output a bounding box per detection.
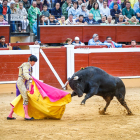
[11,81,71,119]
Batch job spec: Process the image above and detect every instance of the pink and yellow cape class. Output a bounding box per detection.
[11,77,71,120]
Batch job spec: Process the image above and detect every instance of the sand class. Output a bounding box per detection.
[1,88,140,140]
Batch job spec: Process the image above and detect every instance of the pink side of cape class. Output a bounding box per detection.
[32,77,69,102]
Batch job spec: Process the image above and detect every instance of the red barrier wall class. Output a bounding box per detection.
[39,48,67,88]
[0,26,10,43]
[89,52,140,76]
[0,54,31,81]
[40,26,140,43]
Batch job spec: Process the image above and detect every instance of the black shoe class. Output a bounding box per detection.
[24,117,34,120]
[7,117,16,120]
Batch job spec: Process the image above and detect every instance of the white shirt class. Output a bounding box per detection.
[97,0,103,11]
[100,6,110,17]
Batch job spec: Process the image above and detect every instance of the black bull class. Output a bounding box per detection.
[69,66,132,115]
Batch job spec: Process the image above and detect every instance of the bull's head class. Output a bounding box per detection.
[72,76,84,97]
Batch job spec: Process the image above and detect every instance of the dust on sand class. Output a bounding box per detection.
[1,88,140,140]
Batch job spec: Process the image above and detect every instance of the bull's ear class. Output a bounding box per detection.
[73,76,79,80]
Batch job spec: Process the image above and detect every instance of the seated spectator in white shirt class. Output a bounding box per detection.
[130,40,137,48]
[97,0,103,11]
[86,13,96,24]
[79,3,89,18]
[68,2,80,19]
[72,36,85,46]
[78,0,83,10]
[104,36,125,48]
[117,15,129,25]
[97,15,106,24]
[16,2,29,32]
[100,1,110,17]
[66,14,76,25]
[76,15,87,25]
[58,15,67,25]
[105,15,115,24]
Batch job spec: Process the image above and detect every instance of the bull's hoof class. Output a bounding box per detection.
[127,111,133,115]
[99,109,106,115]
[80,102,85,105]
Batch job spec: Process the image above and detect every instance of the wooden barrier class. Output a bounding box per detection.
[40,25,140,43]
[0,25,10,43]
[0,48,9,50]
[39,48,67,88]
[0,54,31,81]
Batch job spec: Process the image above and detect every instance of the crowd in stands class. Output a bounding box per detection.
[0,0,140,34]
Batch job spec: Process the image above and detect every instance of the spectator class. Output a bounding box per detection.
[76,14,87,24]
[10,1,16,32]
[42,0,51,8]
[86,13,96,24]
[134,0,140,12]
[77,0,83,10]
[64,38,72,45]
[51,3,62,20]
[28,1,41,30]
[121,0,129,9]
[110,3,121,20]
[97,0,103,10]
[89,2,101,21]
[122,2,135,20]
[117,15,129,24]
[130,0,137,9]
[0,0,11,19]
[88,34,110,46]
[58,15,67,25]
[0,14,8,25]
[68,2,80,19]
[23,0,30,12]
[50,0,56,8]
[41,5,50,21]
[130,40,137,48]
[15,0,19,9]
[34,40,41,45]
[16,2,29,32]
[33,15,46,36]
[79,3,89,18]
[46,15,59,25]
[13,41,22,50]
[85,0,94,10]
[136,3,140,22]
[72,36,85,46]
[104,36,124,48]
[62,0,72,20]
[97,15,106,23]
[128,16,139,24]
[109,0,121,10]
[0,36,7,48]
[36,0,43,11]
[66,14,76,24]
[100,1,110,17]
[108,0,121,7]
[105,15,115,24]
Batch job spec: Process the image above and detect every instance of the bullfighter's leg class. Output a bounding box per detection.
[116,94,132,115]
[71,91,77,97]
[99,96,113,115]
[81,85,98,105]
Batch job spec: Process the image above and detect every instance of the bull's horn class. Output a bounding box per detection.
[73,76,79,80]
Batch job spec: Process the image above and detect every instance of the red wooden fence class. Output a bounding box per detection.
[40,26,140,43]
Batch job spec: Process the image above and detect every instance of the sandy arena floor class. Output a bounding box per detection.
[1,88,140,140]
